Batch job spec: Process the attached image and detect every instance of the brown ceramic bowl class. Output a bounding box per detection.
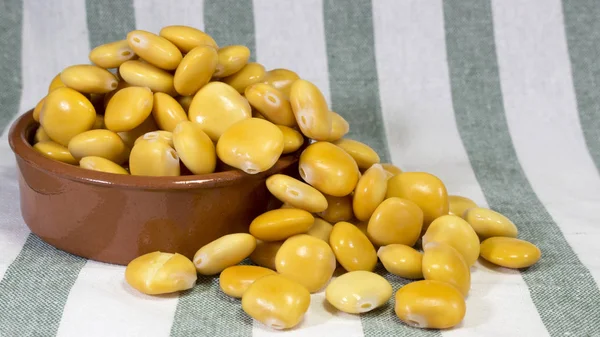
[8,109,300,266]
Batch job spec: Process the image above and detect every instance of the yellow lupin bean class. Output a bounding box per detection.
[174,45,218,96]
[68,129,128,164]
[329,221,377,272]
[33,140,78,165]
[377,244,423,279]
[367,197,423,247]
[381,163,403,178]
[129,139,180,176]
[39,87,96,146]
[275,234,336,293]
[464,207,519,240]
[249,208,314,241]
[176,95,193,113]
[422,215,480,266]
[119,60,176,95]
[241,274,310,330]
[306,218,333,242]
[32,97,45,122]
[188,82,251,141]
[325,271,392,314]
[125,251,197,295]
[219,265,276,298]
[317,194,354,223]
[289,79,332,141]
[127,30,182,70]
[135,130,174,147]
[105,86,153,132]
[213,45,250,78]
[193,233,257,275]
[80,156,129,175]
[93,114,105,129]
[48,73,66,93]
[298,142,360,197]
[118,115,159,148]
[266,174,328,213]
[221,62,266,94]
[386,172,449,229]
[422,242,471,297]
[480,237,541,269]
[60,64,118,94]
[216,118,284,174]
[150,92,188,132]
[261,68,300,98]
[354,220,370,238]
[333,139,380,170]
[448,195,478,218]
[250,240,284,270]
[353,163,388,221]
[159,25,218,53]
[277,125,304,154]
[103,80,134,108]
[327,111,350,142]
[394,280,466,329]
[245,83,296,127]
[89,39,136,69]
[34,126,51,143]
[172,121,216,175]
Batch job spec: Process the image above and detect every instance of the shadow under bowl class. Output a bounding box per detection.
[8,110,299,266]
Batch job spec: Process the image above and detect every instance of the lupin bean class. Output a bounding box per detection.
[193,233,257,275]
[333,139,380,170]
[325,271,392,314]
[127,30,182,70]
[250,240,284,270]
[176,95,193,113]
[48,73,66,93]
[129,139,180,177]
[289,80,332,140]
[242,274,310,330]
[353,163,388,221]
[245,83,296,127]
[479,237,541,269]
[159,25,218,53]
[265,174,328,213]
[32,97,45,122]
[277,125,304,154]
[367,197,423,247]
[216,118,284,174]
[219,265,276,298]
[173,45,218,96]
[151,92,188,132]
[381,163,403,178]
[135,130,173,148]
[188,82,251,142]
[422,215,480,266]
[172,121,216,175]
[377,244,424,279]
[275,234,337,293]
[327,111,350,142]
[60,64,119,94]
[422,242,471,297]
[249,208,314,241]
[125,251,197,295]
[39,87,96,146]
[464,207,518,241]
[298,141,360,197]
[105,86,153,132]
[317,194,354,223]
[89,40,136,69]
[68,129,128,164]
[221,62,266,94]
[261,68,300,98]
[306,218,333,242]
[34,126,51,143]
[213,45,250,78]
[33,140,78,165]
[329,221,377,272]
[119,60,176,95]
[117,115,159,149]
[448,195,478,218]
[80,156,129,175]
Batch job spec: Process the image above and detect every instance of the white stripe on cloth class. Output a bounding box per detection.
[1,0,91,141]
[0,0,91,279]
[133,0,205,35]
[491,0,600,284]
[371,0,549,336]
[252,1,361,335]
[253,0,331,104]
[55,2,210,336]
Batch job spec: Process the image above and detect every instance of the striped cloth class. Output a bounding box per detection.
[1,0,599,336]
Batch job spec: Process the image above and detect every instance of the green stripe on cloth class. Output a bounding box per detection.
[443,1,600,336]
[170,2,257,335]
[323,0,390,163]
[562,0,600,173]
[323,1,434,335]
[0,0,23,134]
[0,235,86,336]
[204,0,256,61]
[86,0,136,47]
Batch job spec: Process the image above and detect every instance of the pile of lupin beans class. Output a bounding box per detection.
[33,24,542,331]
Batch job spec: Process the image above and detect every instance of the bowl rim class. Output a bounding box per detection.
[8,109,300,190]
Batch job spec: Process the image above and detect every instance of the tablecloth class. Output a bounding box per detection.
[1,0,599,336]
